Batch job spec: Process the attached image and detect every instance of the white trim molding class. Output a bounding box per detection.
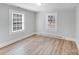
[0,33,35,48]
[75,40,79,50]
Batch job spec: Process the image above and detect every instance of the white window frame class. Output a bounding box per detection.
[45,13,57,32]
[12,11,24,32]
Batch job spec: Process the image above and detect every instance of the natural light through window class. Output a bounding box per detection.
[12,11,24,32]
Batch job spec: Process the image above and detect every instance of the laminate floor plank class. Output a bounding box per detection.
[0,35,78,55]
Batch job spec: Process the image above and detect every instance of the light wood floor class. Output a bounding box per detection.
[0,35,78,55]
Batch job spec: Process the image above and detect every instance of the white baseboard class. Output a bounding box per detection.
[36,33,79,50]
[36,32,75,41]
[0,32,78,50]
[37,32,79,50]
[0,33,35,48]
[74,40,79,50]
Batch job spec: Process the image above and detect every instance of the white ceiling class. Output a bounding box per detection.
[8,3,78,12]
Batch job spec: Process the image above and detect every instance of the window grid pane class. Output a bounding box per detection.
[12,12,24,32]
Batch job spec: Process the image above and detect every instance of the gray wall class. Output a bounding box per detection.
[36,9,76,39]
[0,4,36,43]
[76,4,79,41]
[0,3,76,45]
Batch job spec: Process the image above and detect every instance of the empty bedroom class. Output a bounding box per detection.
[0,3,79,55]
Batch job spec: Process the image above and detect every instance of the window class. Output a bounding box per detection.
[12,11,24,32]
